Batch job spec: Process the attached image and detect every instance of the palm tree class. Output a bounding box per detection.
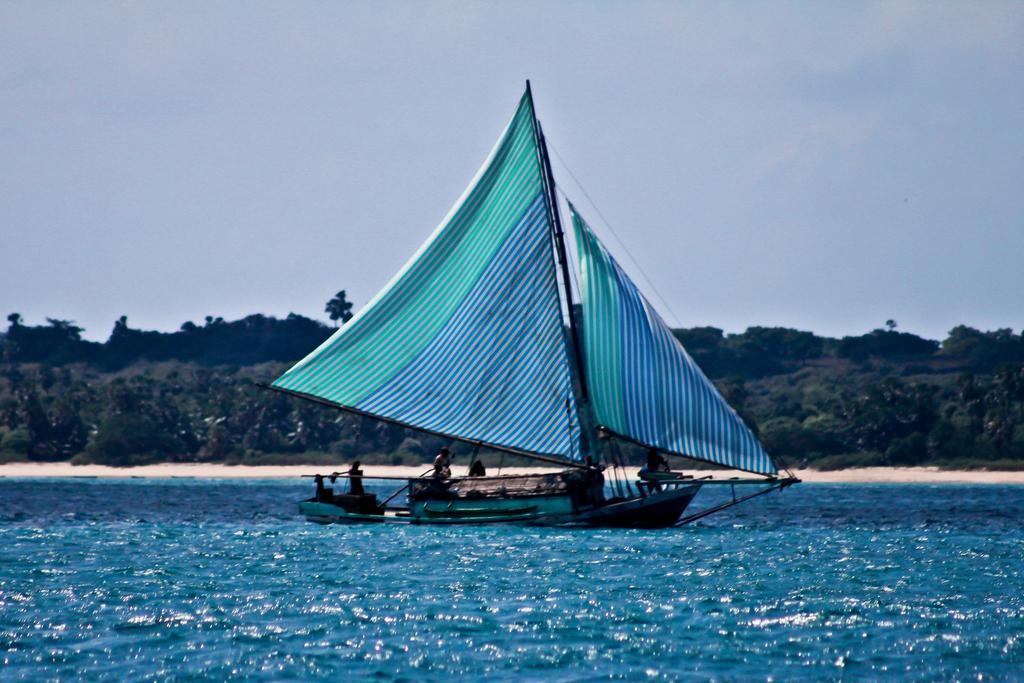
[325,290,353,326]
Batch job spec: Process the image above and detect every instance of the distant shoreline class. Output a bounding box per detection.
[2,463,1024,484]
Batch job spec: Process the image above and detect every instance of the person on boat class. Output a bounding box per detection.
[433,447,452,479]
[468,459,486,477]
[348,460,365,495]
[639,448,671,493]
[646,448,671,473]
[579,456,606,506]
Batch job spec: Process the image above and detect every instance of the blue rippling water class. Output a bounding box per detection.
[1,480,1023,681]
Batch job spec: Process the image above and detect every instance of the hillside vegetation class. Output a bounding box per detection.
[2,312,1023,469]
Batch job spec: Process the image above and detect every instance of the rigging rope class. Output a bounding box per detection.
[602,438,626,499]
[609,438,636,498]
[549,142,683,327]
[467,442,481,474]
[552,191,584,308]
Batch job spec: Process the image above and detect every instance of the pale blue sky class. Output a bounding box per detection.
[2,2,1022,341]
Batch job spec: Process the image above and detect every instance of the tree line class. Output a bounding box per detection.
[1,305,1023,469]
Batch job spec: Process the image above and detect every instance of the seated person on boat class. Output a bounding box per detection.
[433,447,452,479]
[468,460,486,477]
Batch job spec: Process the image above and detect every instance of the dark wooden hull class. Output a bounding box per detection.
[569,485,701,528]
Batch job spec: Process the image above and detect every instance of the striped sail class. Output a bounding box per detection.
[272,90,581,460]
[570,205,777,475]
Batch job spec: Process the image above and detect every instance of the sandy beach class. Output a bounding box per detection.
[1,462,1023,484]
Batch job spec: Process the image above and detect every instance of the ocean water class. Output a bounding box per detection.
[1,480,1022,681]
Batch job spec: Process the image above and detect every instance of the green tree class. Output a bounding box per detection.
[1,427,31,455]
[841,377,938,461]
[325,290,353,326]
[86,414,184,466]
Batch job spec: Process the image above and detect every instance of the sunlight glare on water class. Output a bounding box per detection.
[1,480,1022,680]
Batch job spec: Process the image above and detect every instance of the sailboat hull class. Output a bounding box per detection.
[298,483,701,528]
[568,485,701,528]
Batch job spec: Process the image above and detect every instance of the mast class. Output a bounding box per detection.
[525,80,589,403]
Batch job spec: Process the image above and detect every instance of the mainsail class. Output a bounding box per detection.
[569,205,778,475]
[273,90,582,460]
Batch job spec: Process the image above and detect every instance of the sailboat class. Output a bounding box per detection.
[268,82,799,527]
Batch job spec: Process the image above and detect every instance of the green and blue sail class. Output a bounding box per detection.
[273,87,778,475]
[273,91,582,460]
[571,206,776,475]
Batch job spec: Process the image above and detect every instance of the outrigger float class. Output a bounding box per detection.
[266,82,798,528]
